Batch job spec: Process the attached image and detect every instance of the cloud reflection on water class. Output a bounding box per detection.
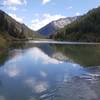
[27,47,63,64]
[24,77,49,93]
[0,45,100,100]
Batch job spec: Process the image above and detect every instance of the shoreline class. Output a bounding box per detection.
[13,40,100,45]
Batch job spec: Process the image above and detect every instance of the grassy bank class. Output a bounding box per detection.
[0,31,13,48]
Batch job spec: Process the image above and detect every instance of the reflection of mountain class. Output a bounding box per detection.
[7,43,100,67]
[51,44,100,67]
[22,43,100,67]
[38,17,77,36]
[26,47,62,64]
[10,43,55,57]
[0,43,56,66]
[1,43,100,100]
[1,43,100,68]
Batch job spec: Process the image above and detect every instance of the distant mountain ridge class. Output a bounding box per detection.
[52,17,77,28]
[38,16,77,36]
[52,7,100,42]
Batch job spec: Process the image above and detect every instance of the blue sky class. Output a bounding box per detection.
[0,0,100,30]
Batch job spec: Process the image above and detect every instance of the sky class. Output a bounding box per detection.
[0,0,100,30]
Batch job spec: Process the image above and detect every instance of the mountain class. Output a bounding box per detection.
[0,10,41,40]
[52,7,100,42]
[38,17,77,36]
[0,10,42,47]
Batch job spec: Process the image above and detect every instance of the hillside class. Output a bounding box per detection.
[0,10,42,47]
[38,17,77,36]
[51,7,100,42]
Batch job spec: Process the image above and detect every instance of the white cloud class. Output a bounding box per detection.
[9,13,23,23]
[30,13,65,30]
[42,0,51,5]
[3,0,27,6]
[76,12,80,16]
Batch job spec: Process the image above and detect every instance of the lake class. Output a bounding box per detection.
[0,42,100,100]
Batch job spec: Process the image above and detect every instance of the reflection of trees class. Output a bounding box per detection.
[1,42,100,67]
[51,44,100,67]
[10,42,41,49]
[0,49,8,65]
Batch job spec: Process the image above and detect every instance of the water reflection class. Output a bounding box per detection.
[0,49,8,65]
[51,44,100,67]
[0,43,100,100]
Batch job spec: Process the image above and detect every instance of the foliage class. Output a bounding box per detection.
[0,10,42,40]
[52,7,100,42]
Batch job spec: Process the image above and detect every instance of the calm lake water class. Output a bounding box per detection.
[0,42,100,100]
